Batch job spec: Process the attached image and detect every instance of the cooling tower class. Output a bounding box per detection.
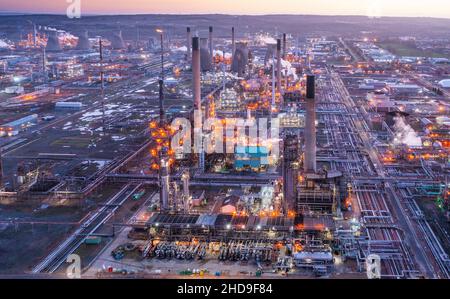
[76,31,90,51]
[199,38,212,72]
[111,31,125,50]
[45,31,61,52]
[231,42,249,76]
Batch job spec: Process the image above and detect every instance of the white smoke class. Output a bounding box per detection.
[281,59,298,81]
[367,0,383,19]
[0,39,11,48]
[267,58,298,81]
[255,34,277,46]
[213,50,232,59]
[393,116,422,147]
[172,45,187,52]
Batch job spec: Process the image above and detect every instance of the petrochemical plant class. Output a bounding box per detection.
[0,14,449,280]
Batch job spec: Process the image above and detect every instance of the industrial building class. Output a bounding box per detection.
[234,146,269,171]
[0,14,448,281]
[0,114,38,137]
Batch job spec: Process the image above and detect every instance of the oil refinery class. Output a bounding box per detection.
[0,7,449,283]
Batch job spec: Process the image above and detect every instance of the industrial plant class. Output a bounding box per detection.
[0,12,449,281]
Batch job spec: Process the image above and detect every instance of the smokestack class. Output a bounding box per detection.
[282,33,287,60]
[99,38,106,134]
[42,47,47,83]
[276,39,282,94]
[186,27,191,61]
[283,134,299,209]
[192,37,201,110]
[33,24,37,47]
[182,171,190,198]
[232,27,236,56]
[160,157,170,212]
[209,26,214,65]
[0,147,3,186]
[304,75,317,174]
[159,79,165,126]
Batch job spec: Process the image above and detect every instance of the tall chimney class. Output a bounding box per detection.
[186,27,191,61]
[99,38,106,134]
[160,157,170,212]
[276,39,282,94]
[209,26,214,65]
[192,37,201,111]
[304,75,317,174]
[283,33,287,59]
[159,79,165,126]
[232,27,236,56]
[0,147,3,187]
[33,23,37,47]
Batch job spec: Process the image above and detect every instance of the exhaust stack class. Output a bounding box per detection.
[209,26,214,65]
[192,37,201,110]
[159,79,165,126]
[304,75,317,174]
[283,33,287,59]
[186,27,191,61]
[160,158,170,212]
[232,27,236,56]
[276,39,282,94]
[0,147,3,186]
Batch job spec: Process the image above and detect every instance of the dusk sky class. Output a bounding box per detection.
[0,0,450,18]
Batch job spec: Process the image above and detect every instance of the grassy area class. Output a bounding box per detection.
[51,136,93,148]
[377,40,450,59]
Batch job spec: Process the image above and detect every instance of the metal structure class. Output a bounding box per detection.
[192,37,201,110]
[231,27,236,57]
[283,134,299,211]
[186,27,191,61]
[304,75,317,174]
[209,26,214,66]
[276,39,282,95]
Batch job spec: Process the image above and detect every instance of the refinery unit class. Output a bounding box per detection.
[0,15,449,280]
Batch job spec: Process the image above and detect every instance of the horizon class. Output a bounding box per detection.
[1,11,450,20]
[1,0,450,19]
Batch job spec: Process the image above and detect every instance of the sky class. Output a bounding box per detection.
[0,0,450,19]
